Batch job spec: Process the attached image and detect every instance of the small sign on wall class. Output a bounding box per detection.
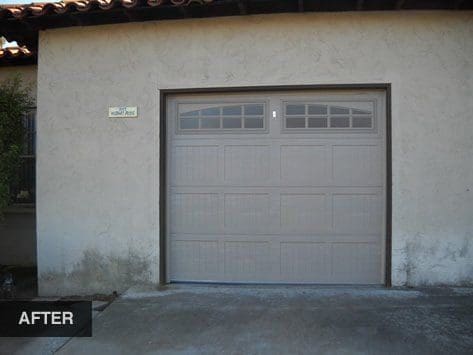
[108,106,138,118]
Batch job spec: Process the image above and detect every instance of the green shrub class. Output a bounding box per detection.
[0,75,33,217]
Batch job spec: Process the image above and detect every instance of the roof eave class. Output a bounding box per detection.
[1,0,472,60]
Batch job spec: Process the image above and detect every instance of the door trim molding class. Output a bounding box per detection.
[159,83,392,286]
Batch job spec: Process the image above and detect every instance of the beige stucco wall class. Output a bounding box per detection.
[36,11,473,295]
[0,65,37,101]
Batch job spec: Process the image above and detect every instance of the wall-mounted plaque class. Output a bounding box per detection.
[108,106,138,118]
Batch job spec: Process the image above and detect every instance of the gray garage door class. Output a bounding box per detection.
[166,90,386,284]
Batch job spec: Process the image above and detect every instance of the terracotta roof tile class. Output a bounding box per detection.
[0,45,36,66]
[1,0,471,22]
[0,45,33,59]
[0,0,213,19]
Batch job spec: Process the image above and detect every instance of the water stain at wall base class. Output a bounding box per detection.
[402,234,473,287]
[39,249,153,296]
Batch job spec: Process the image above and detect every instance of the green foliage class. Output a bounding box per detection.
[0,75,33,217]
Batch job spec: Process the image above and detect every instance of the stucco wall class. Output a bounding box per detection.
[0,65,37,101]
[36,11,473,295]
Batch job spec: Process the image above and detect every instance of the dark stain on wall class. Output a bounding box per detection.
[39,248,154,296]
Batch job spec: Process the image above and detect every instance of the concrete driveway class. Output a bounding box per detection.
[57,285,473,355]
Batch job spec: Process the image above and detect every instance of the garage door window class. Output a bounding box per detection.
[284,102,373,131]
[179,103,266,132]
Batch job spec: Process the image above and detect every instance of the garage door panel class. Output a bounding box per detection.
[168,91,385,284]
[224,193,271,234]
[172,145,220,186]
[224,241,271,281]
[280,242,331,282]
[332,193,383,235]
[171,234,381,243]
[280,145,328,185]
[331,243,381,283]
[280,193,329,233]
[332,145,382,186]
[171,240,221,281]
[171,193,221,233]
[224,145,270,182]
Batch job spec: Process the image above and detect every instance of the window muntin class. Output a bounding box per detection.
[284,102,374,131]
[178,103,265,132]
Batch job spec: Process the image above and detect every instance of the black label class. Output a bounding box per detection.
[0,301,92,337]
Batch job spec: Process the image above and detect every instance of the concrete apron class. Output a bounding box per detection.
[57,285,473,354]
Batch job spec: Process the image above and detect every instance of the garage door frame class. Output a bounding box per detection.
[159,83,392,286]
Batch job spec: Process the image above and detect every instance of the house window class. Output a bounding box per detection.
[178,103,266,132]
[284,103,374,131]
[11,109,36,203]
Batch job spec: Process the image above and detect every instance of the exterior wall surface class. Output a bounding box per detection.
[36,11,473,295]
